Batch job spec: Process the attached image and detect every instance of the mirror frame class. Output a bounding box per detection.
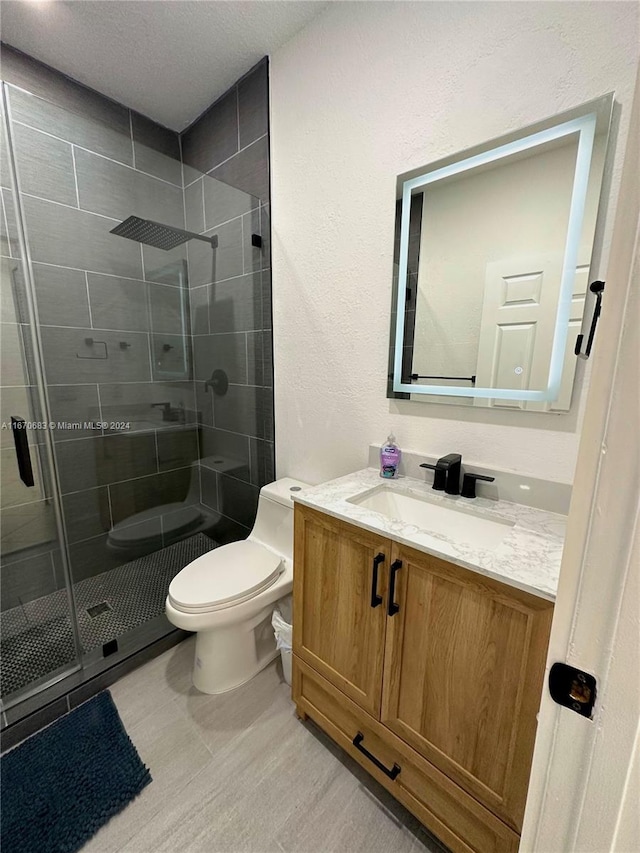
[391,93,614,402]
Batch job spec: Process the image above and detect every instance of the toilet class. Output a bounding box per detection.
[165,477,308,694]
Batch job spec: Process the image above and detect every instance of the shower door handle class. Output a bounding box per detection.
[11,416,35,487]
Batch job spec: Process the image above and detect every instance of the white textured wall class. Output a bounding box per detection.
[270,1,639,486]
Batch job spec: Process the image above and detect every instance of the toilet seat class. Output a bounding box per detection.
[168,540,283,614]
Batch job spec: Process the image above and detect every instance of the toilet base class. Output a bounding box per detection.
[192,605,278,694]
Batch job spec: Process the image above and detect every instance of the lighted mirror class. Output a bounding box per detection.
[388,94,613,412]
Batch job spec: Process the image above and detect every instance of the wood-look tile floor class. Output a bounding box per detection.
[83,637,449,853]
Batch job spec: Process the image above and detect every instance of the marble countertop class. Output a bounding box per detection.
[292,468,566,601]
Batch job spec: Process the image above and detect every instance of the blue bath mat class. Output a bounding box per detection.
[1,691,151,853]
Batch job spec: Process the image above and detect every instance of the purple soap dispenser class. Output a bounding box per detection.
[380,434,401,479]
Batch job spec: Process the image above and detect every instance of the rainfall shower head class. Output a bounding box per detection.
[110,216,218,251]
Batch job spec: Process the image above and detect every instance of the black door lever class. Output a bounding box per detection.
[575,281,605,359]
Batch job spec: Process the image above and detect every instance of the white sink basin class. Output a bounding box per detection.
[347,486,514,551]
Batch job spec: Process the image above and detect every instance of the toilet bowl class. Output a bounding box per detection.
[165,477,308,694]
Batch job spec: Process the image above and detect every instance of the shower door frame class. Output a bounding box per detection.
[1,83,83,711]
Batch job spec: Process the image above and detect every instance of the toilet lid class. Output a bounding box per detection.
[168,540,283,613]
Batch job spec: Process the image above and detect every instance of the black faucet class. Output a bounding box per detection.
[420,453,462,495]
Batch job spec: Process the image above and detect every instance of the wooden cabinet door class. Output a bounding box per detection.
[381,543,553,831]
[293,506,390,717]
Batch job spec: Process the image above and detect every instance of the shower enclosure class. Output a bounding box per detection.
[0,59,273,729]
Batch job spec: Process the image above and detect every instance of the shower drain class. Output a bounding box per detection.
[86,601,112,619]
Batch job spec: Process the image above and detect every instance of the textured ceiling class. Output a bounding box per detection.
[0,0,329,130]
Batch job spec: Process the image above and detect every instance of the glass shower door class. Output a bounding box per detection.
[1,69,269,713]
[2,79,201,678]
[0,97,81,708]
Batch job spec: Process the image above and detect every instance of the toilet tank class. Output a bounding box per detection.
[249,478,309,561]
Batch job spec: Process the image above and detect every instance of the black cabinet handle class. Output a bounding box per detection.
[388,559,402,615]
[352,732,401,780]
[11,416,34,487]
[371,553,384,608]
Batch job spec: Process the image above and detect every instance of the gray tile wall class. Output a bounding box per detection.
[0,45,274,722]
[2,46,198,585]
[1,46,274,582]
[182,58,274,540]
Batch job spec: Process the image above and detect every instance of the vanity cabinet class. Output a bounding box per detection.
[292,505,554,853]
[292,506,389,717]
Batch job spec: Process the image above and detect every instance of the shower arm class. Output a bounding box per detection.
[190,233,218,248]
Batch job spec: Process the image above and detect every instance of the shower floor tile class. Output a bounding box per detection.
[0,533,218,700]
